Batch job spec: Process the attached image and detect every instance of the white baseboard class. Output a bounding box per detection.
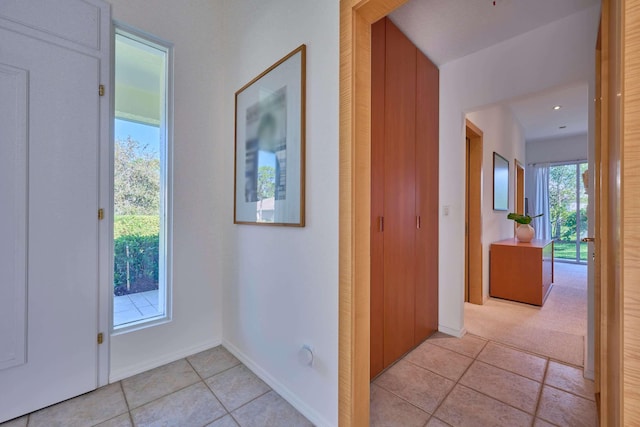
[109,339,221,383]
[584,368,595,381]
[438,324,466,338]
[222,339,333,427]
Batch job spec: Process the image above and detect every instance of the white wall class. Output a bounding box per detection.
[526,133,589,164]
[524,133,589,210]
[107,0,224,380]
[466,106,526,298]
[437,5,599,336]
[219,1,339,426]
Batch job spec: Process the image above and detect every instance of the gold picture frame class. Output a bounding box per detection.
[234,45,306,226]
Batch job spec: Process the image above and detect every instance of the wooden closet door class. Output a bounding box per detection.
[370,18,386,378]
[383,19,417,366]
[415,51,439,344]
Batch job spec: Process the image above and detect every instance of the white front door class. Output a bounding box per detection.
[0,1,110,422]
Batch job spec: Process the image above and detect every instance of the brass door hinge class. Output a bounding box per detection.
[98,208,104,220]
[97,333,104,344]
[99,85,105,96]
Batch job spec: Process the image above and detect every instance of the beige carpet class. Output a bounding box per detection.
[465,263,587,367]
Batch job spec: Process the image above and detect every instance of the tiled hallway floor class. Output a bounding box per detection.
[371,332,598,427]
[1,346,312,427]
[2,334,598,427]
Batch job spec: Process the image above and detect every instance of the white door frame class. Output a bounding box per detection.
[97,0,113,387]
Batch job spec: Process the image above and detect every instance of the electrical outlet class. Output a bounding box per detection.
[443,205,450,216]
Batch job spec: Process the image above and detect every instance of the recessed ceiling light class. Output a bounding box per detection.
[559,125,567,129]
[553,105,562,110]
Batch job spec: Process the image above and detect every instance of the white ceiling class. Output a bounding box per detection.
[390,0,598,142]
[390,0,600,66]
[507,83,589,141]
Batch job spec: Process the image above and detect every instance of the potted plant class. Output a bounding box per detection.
[507,213,543,243]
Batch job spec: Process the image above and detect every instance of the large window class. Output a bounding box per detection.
[549,162,588,263]
[113,26,172,329]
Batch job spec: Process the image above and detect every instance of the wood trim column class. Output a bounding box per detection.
[339,1,409,425]
[622,0,640,423]
[465,120,483,305]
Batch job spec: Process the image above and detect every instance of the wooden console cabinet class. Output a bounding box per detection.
[490,238,554,306]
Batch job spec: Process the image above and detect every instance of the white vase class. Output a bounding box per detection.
[516,224,535,243]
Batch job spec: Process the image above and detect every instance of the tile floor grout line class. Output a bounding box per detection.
[372,334,490,421]
[477,344,594,399]
[456,375,540,417]
[471,331,587,368]
[226,389,272,417]
[186,353,243,383]
[455,340,548,419]
[128,378,228,427]
[370,382,434,418]
[184,352,240,381]
[201,360,243,380]
[473,356,545,383]
[532,352,551,425]
[9,351,309,427]
[118,380,133,412]
[403,357,468,383]
[200,412,232,427]
[124,376,206,412]
[200,371,235,415]
[229,410,243,427]
[184,352,274,422]
[456,340,544,422]
[371,333,596,426]
[547,356,588,370]
[455,382,537,420]
[542,382,597,402]
[470,358,546,386]
[431,339,545,422]
[426,336,489,359]
[423,338,486,420]
[479,337,582,367]
[86,382,131,427]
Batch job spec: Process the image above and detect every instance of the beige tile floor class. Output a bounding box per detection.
[371,332,598,427]
[1,334,598,427]
[1,346,312,427]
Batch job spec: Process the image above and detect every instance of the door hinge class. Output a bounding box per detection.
[379,216,384,232]
[97,332,104,344]
[98,208,104,220]
[99,84,105,96]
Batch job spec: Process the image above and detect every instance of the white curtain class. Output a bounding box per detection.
[531,164,552,240]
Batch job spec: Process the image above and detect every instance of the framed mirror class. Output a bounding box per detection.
[493,152,509,211]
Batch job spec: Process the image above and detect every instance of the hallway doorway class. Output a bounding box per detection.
[465,120,483,305]
[339,0,610,424]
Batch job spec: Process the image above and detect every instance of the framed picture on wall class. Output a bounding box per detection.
[234,45,306,226]
[493,152,509,211]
